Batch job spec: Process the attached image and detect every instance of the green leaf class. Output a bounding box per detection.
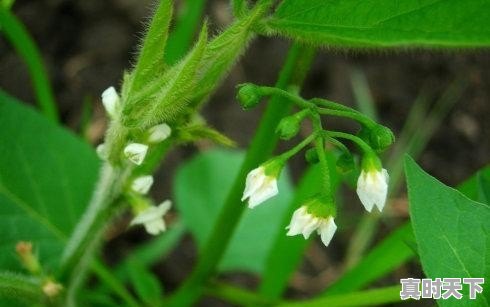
[0,271,42,305]
[174,149,294,273]
[0,91,99,272]
[325,222,415,295]
[405,156,490,306]
[267,0,490,48]
[126,258,163,306]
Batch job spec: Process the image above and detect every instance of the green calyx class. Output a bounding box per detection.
[361,151,382,172]
[262,158,284,178]
[305,196,336,218]
[236,83,263,109]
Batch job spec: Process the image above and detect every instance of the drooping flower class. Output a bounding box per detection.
[147,123,171,143]
[42,279,63,298]
[124,143,148,165]
[356,154,389,212]
[101,86,120,118]
[241,160,283,208]
[131,176,154,194]
[130,200,171,235]
[286,203,337,247]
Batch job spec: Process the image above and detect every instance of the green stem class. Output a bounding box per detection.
[317,107,374,127]
[167,44,316,307]
[59,163,132,305]
[259,86,311,108]
[204,282,279,306]
[323,130,373,154]
[280,133,317,160]
[311,115,334,202]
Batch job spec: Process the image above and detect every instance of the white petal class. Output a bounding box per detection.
[131,176,153,194]
[124,143,148,165]
[356,170,376,212]
[144,219,166,235]
[318,218,337,247]
[241,167,266,202]
[101,86,119,117]
[147,123,172,143]
[301,216,320,239]
[286,207,310,236]
[247,178,278,208]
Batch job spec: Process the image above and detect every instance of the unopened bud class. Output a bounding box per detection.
[42,279,63,298]
[236,83,262,109]
[147,124,171,143]
[369,125,395,152]
[304,148,319,164]
[276,116,300,140]
[336,153,355,173]
[16,241,41,274]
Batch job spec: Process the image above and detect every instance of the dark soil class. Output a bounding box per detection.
[1,0,488,306]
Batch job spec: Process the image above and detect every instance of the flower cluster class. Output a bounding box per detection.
[237,83,393,248]
[99,87,173,235]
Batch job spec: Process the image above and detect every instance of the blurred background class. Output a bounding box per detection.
[1,0,489,305]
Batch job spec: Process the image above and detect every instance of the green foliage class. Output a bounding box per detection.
[174,149,294,273]
[458,166,490,205]
[164,0,206,65]
[0,271,42,305]
[405,156,490,305]
[0,91,99,272]
[0,8,58,122]
[266,0,490,48]
[129,0,172,93]
[126,258,163,306]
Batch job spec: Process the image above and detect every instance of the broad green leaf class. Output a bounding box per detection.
[267,0,490,48]
[174,149,294,273]
[405,156,490,306]
[0,91,99,272]
[0,271,42,305]
[458,165,490,206]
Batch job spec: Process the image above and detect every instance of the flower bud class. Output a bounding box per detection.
[16,241,41,274]
[276,116,300,140]
[236,83,262,109]
[101,86,120,118]
[124,143,148,165]
[42,279,63,298]
[304,147,319,164]
[131,176,154,194]
[147,123,171,143]
[369,125,395,152]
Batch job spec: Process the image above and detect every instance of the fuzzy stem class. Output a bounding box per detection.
[167,44,316,307]
[59,163,132,305]
[311,115,334,202]
[279,133,317,161]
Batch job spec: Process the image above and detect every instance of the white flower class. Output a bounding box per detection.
[101,86,120,117]
[124,143,148,165]
[356,168,389,212]
[96,143,107,160]
[131,176,154,194]
[241,166,278,208]
[130,200,171,235]
[147,123,171,143]
[286,206,337,247]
